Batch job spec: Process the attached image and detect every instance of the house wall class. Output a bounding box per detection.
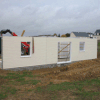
[46,37,97,62]
[93,36,100,40]
[70,32,76,37]
[2,36,97,69]
[2,36,47,69]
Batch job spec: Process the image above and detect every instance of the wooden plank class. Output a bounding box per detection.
[57,51,70,52]
[58,55,67,56]
[59,47,69,49]
[80,44,84,45]
[61,51,69,52]
[80,47,84,48]
[60,44,70,45]
[21,30,25,36]
[58,43,70,53]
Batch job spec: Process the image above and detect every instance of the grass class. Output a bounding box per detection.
[98,42,100,46]
[33,74,41,78]
[20,79,41,85]
[1,86,17,94]
[98,42,100,52]
[0,93,7,99]
[2,72,33,80]
[0,86,17,99]
[46,82,75,92]
[0,72,41,99]
[0,71,100,100]
[35,78,100,100]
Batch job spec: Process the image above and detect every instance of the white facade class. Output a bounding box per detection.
[2,36,97,69]
[70,32,76,37]
[93,35,100,40]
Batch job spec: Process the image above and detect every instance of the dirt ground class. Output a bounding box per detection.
[1,52,100,87]
[32,52,100,86]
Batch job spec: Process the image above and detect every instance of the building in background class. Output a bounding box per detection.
[70,32,93,38]
[93,29,100,41]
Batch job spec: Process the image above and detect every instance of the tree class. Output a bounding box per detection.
[53,33,57,36]
[58,34,60,37]
[65,33,70,37]
[61,34,66,37]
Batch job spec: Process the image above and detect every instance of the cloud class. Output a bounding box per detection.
[0,0,100,36]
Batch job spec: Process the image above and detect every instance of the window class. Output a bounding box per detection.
[79,42,85,51]
[97,33,99,35]
[21,41,31,57]
[90,34,93,37]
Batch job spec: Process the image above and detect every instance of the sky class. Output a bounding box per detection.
[0,0,100,36]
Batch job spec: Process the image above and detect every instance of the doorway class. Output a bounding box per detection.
[58,42,71,63]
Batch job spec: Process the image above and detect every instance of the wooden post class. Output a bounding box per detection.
[21,30,25,36]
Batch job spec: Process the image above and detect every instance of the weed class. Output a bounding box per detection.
[28,89,33,92]
[20,80,29,85]
[4,75,16,79]
[0,75,4,78]
[3,87,17,94]
[20,80,41,85]
[74,90,100,99]
[23,71,33,77]
[0,93,7,99]
[98,42,100,46]
[33,74,41,78]
[15,77,25,82]
[36,87,42,92]
[10,88,17,94]
[49,82,53,85]
[47,82,75,92]
[50,94,57,100]
[0,86,17,99]
[31,80,41,85]
[7,73,16,76]
[3,72,33,81]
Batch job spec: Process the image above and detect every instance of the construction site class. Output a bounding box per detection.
[0,29,97,70]
[0,29,99,82]
[0,29,100,100]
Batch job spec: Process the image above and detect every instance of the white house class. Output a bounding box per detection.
[70,32,93,38]
[93,29,100,40]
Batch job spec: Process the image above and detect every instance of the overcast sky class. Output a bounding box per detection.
[0,0,100,36]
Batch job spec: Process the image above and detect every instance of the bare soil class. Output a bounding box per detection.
[32,53,100,86]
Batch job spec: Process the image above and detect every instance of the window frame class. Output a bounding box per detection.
[57,41,71,64]
[20,41,31,58]
[79,42,85,52]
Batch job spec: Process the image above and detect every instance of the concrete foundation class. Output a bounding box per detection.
[3,62,75,71]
